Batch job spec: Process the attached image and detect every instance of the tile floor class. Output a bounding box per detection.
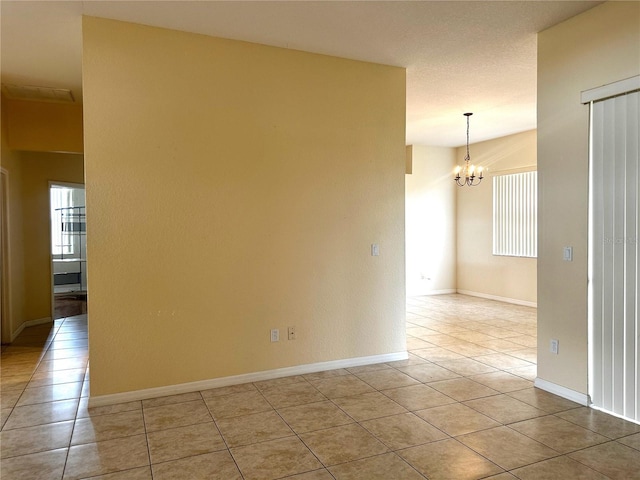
[2,294,640,479]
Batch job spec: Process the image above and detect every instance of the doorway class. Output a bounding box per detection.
[50,183,87,319]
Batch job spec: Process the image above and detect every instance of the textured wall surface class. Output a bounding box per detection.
[83,17,406,396]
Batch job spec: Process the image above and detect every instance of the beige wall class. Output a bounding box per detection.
[20,151,84,322]
[5,99,83,154]
[83,17,406,396]
[538,1,640,393]
[405,145,456,296]
[1,104,26,339]
[456,130,537,305]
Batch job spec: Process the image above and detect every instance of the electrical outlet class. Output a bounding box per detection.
[270,329,279,342]
[288,326,296,340]
[550,339,559,354]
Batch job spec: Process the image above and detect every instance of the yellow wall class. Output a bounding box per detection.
[405,145,457,296]
[83,17,406,396]
[1,103,26,339]
[5,99,83,154]
[538,1,640,393]
[20,151,84,322]
[456,130,537,305]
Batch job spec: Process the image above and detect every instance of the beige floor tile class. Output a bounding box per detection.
[300,423,388,466]
[442,342,497,357]
[147,421,225,463]
[346,363,392,375]
[203,390,272,419]
[509,415,609,453]
[41,347,88,361]
[507,348,537,363]
[618,432,640,450]
[309,374,376,399]
[435,358,498,376]
[71,410,145,445]
[411,347,465,362]
[141,392,202,408]
[355,369,420,390]
[458,426,559,470]
[483,474,518,479]
[0,448,67,480]
[0,373,32,391]
[415,403,500,436]
[231,436,322,480]
[507,388,581,414]
[463,394,546,424]
[406,337,435,350]
[3,398,79,430]
[77,399,142,419]
[152,451,242,480]
[428,378,500,401]
[200,382,257,398]
[302,368,350,382]
[569,441,640,479]
[28,368,86,389]
[1,420,74,459]
[468,371,533,393]
[475,338,526,352]
[505,365,537,381]
[285,469,335,479]
[361,412,447,449]
[382,384,455,411]
[472,353,534,370]
[16,382,83,406]
[259,381,326,408]
[216,410,294,447]
[63,434,149,480]
[398,438,504,480]
[1,389,25,409]
[386,353,429,367]
[332,391,407,421]
[82,466,153,479]
[511,456,609,480]
[254,375,308,390]
[277,400,353,433]
[506,335,537,348]
[556,407,640,439]
[329,452,425,479]
[1,407,12,429]
[35,357,88,373]
[143,399,212,432]
[397,363,461,383]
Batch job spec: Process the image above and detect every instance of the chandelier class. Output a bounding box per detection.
[454,113,484,187]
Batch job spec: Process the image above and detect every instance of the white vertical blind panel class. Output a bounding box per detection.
[590,90,639,423]
[493,171,537,257]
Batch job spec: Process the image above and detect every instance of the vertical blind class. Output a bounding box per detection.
[589,88,639,423]
[493,171,538,258]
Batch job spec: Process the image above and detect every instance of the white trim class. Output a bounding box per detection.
[456,289,537,308]
[88,351,409,407]
[534,378,589,406]
[581,75,640,104]
[11,317,53,342]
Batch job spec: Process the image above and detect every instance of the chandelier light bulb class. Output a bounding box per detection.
[454,112,484,187]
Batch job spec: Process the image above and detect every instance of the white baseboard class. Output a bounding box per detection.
[11,317,52,342]
[88,351,409,408]
[534,378,589,406]
[456,289,537,308]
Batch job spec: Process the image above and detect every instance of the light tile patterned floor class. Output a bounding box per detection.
[2,294,640,479]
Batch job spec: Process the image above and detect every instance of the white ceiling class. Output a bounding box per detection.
[1,0,603,147]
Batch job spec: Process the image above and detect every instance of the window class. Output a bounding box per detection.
[492,171,537,258]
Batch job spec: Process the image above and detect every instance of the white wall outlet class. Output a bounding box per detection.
[270,329,279,342]
[371,243,380,256]
[287,326,296,340]
[550,339,559,354]
[563,246,573,261]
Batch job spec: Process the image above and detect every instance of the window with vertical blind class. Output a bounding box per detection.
[492,171,538,258]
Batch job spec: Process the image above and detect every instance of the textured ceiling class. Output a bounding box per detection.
[1,1,603,147]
